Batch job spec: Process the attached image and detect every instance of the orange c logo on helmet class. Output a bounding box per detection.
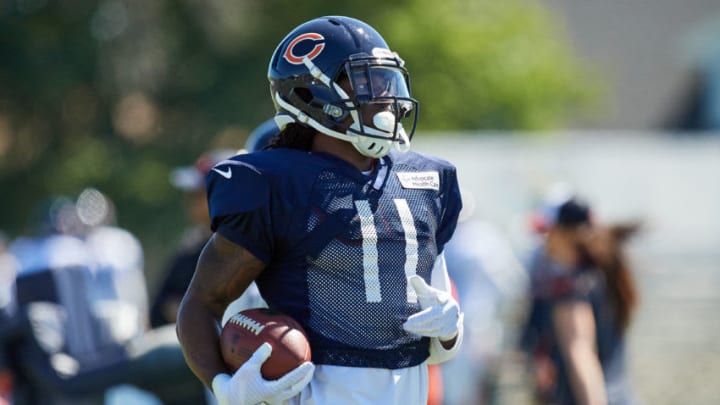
[284,33,325,65]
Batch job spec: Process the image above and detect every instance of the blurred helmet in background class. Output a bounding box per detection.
[244,118,281,152]
[170,149,239,192]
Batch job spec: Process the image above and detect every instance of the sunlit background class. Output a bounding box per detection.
[1,0,719,404]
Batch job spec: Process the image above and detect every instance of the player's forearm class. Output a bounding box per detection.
[176,233,266,388]
[176,294,228,388]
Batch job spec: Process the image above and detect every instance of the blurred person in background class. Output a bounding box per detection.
[75,188,201,405]
[5,194,137,404]
[520,186,640,405]
[2,192,204,404]
[74,188,155,405]
[441,191,528,405]
[244,118,281,153]
[77,188,149,349]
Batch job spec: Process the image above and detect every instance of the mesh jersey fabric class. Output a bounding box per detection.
[206,148,461,369]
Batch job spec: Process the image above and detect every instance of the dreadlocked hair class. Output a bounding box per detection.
[267,123,316,151]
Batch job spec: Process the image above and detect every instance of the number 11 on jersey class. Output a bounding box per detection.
[354,199,419,304]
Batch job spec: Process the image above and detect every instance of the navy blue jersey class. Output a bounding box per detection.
[523,249,633,405]
[549,267,631,405]
[206,148,461,369]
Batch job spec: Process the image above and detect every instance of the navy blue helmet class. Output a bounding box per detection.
[244,118,281,152]
[268,16,418,158]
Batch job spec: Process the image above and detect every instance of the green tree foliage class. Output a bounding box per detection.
[375,0,596,130]
[0,0,598,274]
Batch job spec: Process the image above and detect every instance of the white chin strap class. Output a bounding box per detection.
[272,57,411,158]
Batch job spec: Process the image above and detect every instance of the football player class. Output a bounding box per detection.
[177,16,464,405]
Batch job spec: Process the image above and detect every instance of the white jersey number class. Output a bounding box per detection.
[354,199,419,304]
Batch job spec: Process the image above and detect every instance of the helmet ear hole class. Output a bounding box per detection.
[293,88,313,103]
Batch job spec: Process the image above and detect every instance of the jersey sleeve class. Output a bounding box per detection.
[206,161,274,264]
[435,165,462,253]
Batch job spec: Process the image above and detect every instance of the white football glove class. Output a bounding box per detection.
[402,275,462,341]
[212,343,314,405]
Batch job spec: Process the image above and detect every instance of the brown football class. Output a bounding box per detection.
[219,308,311,380]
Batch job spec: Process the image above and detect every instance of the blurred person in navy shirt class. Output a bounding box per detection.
[520,186,640,405]
[441,191,528,405]
[3,191,204,404]
[6,195,135,404]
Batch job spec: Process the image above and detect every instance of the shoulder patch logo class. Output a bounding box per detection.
[396,171,440,190]
[284,33,325,65]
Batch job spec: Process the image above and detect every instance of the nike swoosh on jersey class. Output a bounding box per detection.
[212,167,232,179]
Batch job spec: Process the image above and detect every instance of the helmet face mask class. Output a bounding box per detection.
[268,16,419,158]
[345,56,411,101]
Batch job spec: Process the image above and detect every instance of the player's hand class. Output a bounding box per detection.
[212,343,314,405]
[403,275,462,342]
